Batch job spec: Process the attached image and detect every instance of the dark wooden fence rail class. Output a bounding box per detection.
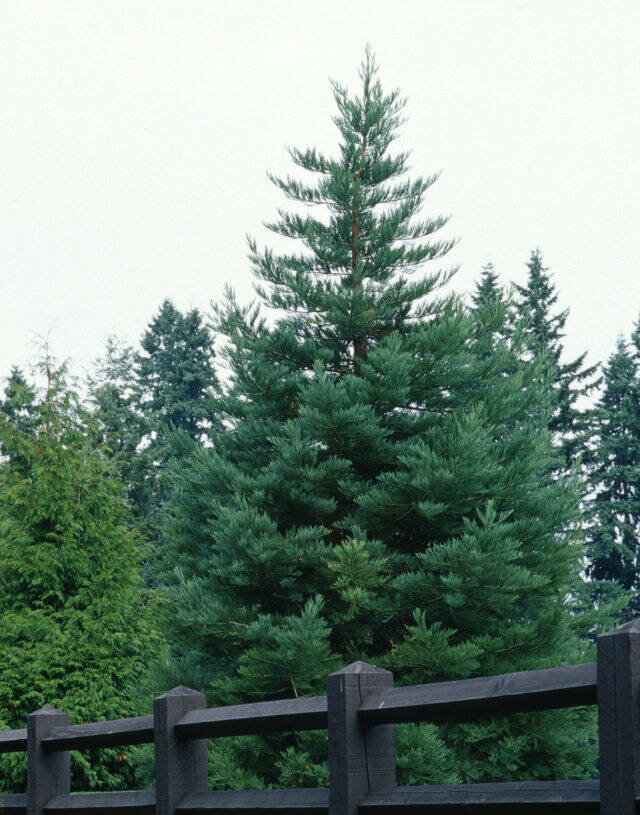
[2,619,640,815]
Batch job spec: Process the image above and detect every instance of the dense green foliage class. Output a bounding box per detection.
[0,360,157,792]
[89,300,219,539]
[586,324,640,617]
[1,50,638,793]
[515,249,598,466]
[136,299,219,447]
[89,338,153,527]
[152,52,606,788]
[471,261,502,308]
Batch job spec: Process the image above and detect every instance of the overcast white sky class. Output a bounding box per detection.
[1,1,639,387]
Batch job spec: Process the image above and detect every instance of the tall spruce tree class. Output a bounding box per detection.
[88,303,220,538]
[0,358,157,792]
[155,50,604,788]
[0,366,36,426]
[586,328,640,617]
[134,300,220,535]
[515,249,598,465]
[471,261,502,308]
[136,299,219,444]
[88,338,153,526]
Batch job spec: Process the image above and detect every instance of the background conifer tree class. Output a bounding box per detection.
[151,51,604,787]
[89,338,153,527]
[88,301,220,542]
[0,357,157,792]
[471,261,502,308]
[515,249,598,465]
[0,366,37,468]
[134,300,220,536]
[586,326,640,617]
[0,367,36,426]
[136,299,219,443]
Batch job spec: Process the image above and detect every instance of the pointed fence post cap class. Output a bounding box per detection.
[329,660,392,678]
[599,619,640,638]
[156,685,204,699]
[29,706,67,717]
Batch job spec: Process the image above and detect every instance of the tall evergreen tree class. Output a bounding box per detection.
[0,366,36,465]
[134,300,220,538]
[88,338,153,525]
[586,329,640,617]
[0,366,36,426]
[515,249,598,464]
[136,299,219,444]
[155,51,605,788]
[471,261,502,308]
[0,358,157,792]
[88,303,220,538]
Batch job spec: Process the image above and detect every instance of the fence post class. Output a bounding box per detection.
[598,619,640,814]
[27,707,69,815]
[327,661,395,815]
[154,686,207,815]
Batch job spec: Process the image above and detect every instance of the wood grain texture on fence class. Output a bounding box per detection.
[175,696,328,739]
[359,662,597,725]
[0,729,27,754]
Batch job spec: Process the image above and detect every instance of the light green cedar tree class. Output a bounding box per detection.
[0,358,158,792]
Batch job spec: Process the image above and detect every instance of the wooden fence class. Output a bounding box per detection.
[1,619,639,815]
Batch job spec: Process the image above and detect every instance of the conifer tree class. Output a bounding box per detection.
[515,249,598,464]
[134,300,220,539]
[586,328,640,617]
[471,261,502,308]
[0,366,37,467]
[156,50,605,788]
[0,357,157,792]
[136,299,219,445]
[88,338,153,525]
[1,366,36,426]
[88,303,220,537]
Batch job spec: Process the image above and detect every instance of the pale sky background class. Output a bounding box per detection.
[1,1,639,389]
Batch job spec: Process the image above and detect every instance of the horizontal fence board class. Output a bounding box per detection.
[175,697,328,739]
[360,663,597,725]
[44,791,155,815]
[41,716,154,751]
[178,789,329,814]
[360,780,601,813]
[0,793,27,815]
[0,728,27,754]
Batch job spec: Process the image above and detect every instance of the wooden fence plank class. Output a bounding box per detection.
[0,793,28,815]
[44,792,155,815]
[175,696,327,739]
[359,662,597,725]
[360,780,601,813]
[178,789,329,814]
[0,729,27,754]
[41,716,153,752]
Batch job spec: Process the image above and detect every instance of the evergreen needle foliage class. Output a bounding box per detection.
[586,322,640,618]
[0,358,158,792]
[515,249,599,467]
[89,338,153,528]
[89,301,220,544]
[150,50,608,787]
